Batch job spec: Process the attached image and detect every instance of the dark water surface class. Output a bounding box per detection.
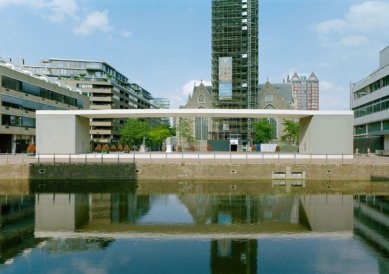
[0,181,388,274]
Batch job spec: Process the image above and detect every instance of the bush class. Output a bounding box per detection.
[189,144,195,152]
[177,145,183,152]
[124,145,130,153]
[117,144,124,152]
[110,144,117,152]
[275,145,281,152]
[27,144,36,154]
[251,145,256,152]
[95,144,102,153]
[207,144,212,152]
[102,144,110,153]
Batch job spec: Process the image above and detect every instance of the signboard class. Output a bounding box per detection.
[219,57,232,99]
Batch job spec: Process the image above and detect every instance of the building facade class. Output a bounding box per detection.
[288,72,319,110]
[24,58,158,144]
[179,82,213,151]
[151,97,171,125]
[351,46,389,152]
[0,59,89,153]
[258,81,296,140]
[211,0,259,144]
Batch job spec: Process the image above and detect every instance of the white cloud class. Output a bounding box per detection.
[0,0,78,21]
[0,0,122,36]
[47,0,79,22]
[181,79,211,96]
[74,10,112,35]
[313,0,389,48]
[120,30,132,38]
[319,80,350,110]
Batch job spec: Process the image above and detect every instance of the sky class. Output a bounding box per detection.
[0,0,388,110]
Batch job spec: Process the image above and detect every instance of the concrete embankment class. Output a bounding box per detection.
[0,163,388,182]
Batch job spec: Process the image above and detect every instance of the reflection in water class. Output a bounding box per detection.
[354,195,389,274]
[0,189,388,273]
[211,239,257,274]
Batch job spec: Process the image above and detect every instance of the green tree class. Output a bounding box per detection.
[147,125,171,151]
[281,120,299,145]
[119,118,150,148]
[254,119,272,144]
[178,118,195,146]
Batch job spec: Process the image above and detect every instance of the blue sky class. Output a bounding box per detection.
[0,0,388,109]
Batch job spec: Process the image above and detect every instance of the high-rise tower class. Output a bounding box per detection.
[211,0,258,145]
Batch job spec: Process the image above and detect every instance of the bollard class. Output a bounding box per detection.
[69,153,71,163]
[85,154,87,163]
[117,153,120,164]
[53,154,56,164]
[38,153,40,163]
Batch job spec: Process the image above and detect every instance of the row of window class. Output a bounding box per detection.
[353,95,389,118]
[1,76,84,108]
[354,120,389,135]
[1,94,61,112]
[354,74,389,100]
[1,114,35,128]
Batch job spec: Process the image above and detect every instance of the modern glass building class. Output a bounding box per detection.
[24,58,158,144]
[0,59,89,153]
[211,0,259,145]
[351,46,389,153]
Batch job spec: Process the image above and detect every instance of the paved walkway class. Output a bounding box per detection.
[0,152,388,165]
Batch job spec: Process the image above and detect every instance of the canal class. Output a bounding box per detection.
[0,180,388,273]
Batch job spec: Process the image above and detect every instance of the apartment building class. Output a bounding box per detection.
[0,59,89,153]
[24,58,158,143]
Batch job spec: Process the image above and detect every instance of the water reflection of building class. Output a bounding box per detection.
[211,239,257,274]
[354,195,389,274]
[0,195,41,264]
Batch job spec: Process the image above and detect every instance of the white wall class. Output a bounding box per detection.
[299,115,353,155]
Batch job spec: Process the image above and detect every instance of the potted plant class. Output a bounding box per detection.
[95,144,102,153]
[189,144,195,152]
[27,144,36,155]
[102,144,110,153]
[251,145,256,152]
[207,144,212,152]
[177,145,183,152]
[117,144,124,152]
[124,145,130,153]
[110,144,117,152]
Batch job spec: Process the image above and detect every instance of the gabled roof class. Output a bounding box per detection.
[258,82,294,103]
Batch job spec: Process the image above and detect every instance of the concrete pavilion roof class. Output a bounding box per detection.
[36,109,354,119]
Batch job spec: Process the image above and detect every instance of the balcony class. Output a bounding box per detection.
[90,104,113,110]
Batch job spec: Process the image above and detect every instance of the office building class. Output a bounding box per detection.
[211,0,259,144]
[0,59,89,153]
[24,58,158,143]
[288,72,319,110]
[351,46,389,152]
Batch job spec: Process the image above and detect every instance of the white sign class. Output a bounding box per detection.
[230,139,239,145]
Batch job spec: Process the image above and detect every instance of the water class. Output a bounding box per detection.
[0,181,388,274]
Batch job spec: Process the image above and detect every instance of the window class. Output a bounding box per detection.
[198,95,205,103]
[265,94,273,102]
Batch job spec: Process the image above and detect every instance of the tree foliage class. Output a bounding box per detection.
[281,120,299,145]
[147,125,171,151]
[254,119,272,144]
[119,118,150,148]
[120,118,174,151]
[178,118,195,145]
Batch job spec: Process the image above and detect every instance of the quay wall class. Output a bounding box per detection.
[0,163,388,181]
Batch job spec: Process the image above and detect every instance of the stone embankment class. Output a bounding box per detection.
[0,162,388,181]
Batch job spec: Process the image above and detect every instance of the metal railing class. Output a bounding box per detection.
[0,152,388,165]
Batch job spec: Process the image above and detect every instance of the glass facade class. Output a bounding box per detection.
[353,95,389,118]
[1,76,83,108]
[1,114,35,128]
[1,94,61,111]
[354,74,389,100]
